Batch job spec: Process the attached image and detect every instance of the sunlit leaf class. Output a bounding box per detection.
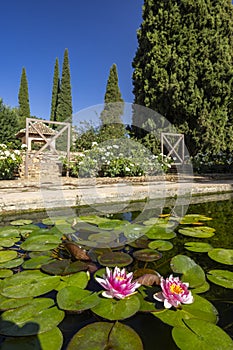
[208,248,233,265]
[207,269,233,288]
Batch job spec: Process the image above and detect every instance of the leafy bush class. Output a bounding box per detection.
[193,152,233,173]
[0,144,25,180]
[63,140,173,178]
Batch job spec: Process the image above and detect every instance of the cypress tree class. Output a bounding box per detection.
[132,0,233,156]
[100,63,125,140]
[18,67,30,128]
[50,57,60,123]
[57,49,72,124]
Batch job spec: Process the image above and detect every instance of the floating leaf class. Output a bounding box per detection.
[0,298,64,336]
[0,237,20,248]
[0,269,13,278]
[128,235,149,248]
[178,226,215,238]
[1,270,60,298]
[67,322,143,350]
[208,248,233,265]
[63,242,90,260]
[148,240,173,251]
[191,281,210,294]
[0,251,18,263]
[20,234,61,252]
[135,273,160,286]
[179,214,212,224]
[133,249,162,262]
[207,269,233,289]
[57,286,100,311]
[98,252,133,267]
[10,219,32,226]
[0,327,63,350]
[22,255,54,269]
[170,255,206,287]
[88,232,117,243]
[0,257,23,269]
[91,295,140,320]
[184,242,213,253]
[41,259,88,275]
[57,271,89,291]
[0,295,33,311]
[0,227,20,237]
[98,219,128,230]
[145,227,176,240]
[172,318,233,350]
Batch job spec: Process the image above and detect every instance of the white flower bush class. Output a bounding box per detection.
[0,144,25,180]
[66,140,173,178]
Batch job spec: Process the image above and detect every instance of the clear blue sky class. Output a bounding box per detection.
[0,0,144,120]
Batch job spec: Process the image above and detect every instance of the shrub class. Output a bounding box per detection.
[0,144,25,180]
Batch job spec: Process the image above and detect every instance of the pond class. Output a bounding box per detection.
[0,195,232,350]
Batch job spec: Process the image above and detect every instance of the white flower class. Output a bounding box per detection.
[106,146,112,149]
[92,142,98,147]
[14,150,21,155]
[113,145,119,149]
[125,167,130,172]
[4,151,10,157]
[21,144,27,149]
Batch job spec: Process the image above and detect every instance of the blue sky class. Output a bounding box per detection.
[0,0,143,120]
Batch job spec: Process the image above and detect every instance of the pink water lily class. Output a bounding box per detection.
[95,266,141,299]
[153,274,194,309]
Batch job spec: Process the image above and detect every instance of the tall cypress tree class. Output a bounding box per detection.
[57,49,72,124]
[18,67,30,128]
[100,63,125,140]
[132,0,233,155]
[50,58,60,123]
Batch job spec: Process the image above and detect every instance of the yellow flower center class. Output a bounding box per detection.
[115,276,125,282]
[170,283,183,294]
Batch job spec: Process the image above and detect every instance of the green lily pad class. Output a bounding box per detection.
[0,295,33,311]
[98,252,133,267]
[78,215,110,225]
[178,226,215,238]
[41,259,88,275]
[191,281,210,294]
[91,294,140,320]
[133,249,162,262]
[0,237,20,248]
[153,294,218,327]
[0,227,20,237]
[0,269,13,278]
[98,219,128,230]
[172,318,233,350]
[148,240,173,251]
[57,271,90,290]
[67,322,143,350]
[207,269,233,289]
[57,286,100,311]
[145,227,176,240]
[10,219,33,226]
[170,255,206,287]
[88,232,117,243]
[0,298,64,336]
[0,250,18,263]
[0,327,63,350]
[179,214,212,224]
[22,255,55,269]
[208,248,233,265]
[184,242,213,253]
[20,234,61,252]
[0,257,23,269]
[1,270,61,298]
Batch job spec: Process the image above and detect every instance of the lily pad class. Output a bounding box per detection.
[91,294,140,320]
[67,322,143,350]
[22,255,55,269]
[41,259,88,275]
[0,327,63,350]
[0,295,33,311]
[172,318,233,350]
[0,298,64,336]
[0,269,13,278]
[20,234,61,252]
[98,252,133,267]
[208,248,233,265]
[57,271,89,290]
[133,249,162,262]
[148,240,173,251]
[0,251,18,263]
[57,286,100,311]
[98,219,128,230]
[191,281,210,294]
[128,236,149,248]
[170,255,206,287]
[145,227,176,240]
[0,227,20,237]
[178,226,215,238]
[184,242,213,253]
[1,270,61,298]
[179,214,212,224]
[0,237,20,248]
[0,257,23,269]
[88,232,117,243]
[207,269,233,289]
[10,219,33,226]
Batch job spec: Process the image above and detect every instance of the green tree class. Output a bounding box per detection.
[132,0,233,156]
[18,67,30,129]
[0,99,20,147]
[100,63,125,140]
[57,49,72,124]
[50,57,60,124]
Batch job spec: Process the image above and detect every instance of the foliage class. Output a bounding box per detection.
[0,143,25,180]
[192,151,233,173]
[0,209,232,349]
[64,141,173,178]
[100,64,125,139]
[18,67,30,129]
[132,0,233,156]
[0,99,20,148]
[57,48,72,124]
[50,57,60,124]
